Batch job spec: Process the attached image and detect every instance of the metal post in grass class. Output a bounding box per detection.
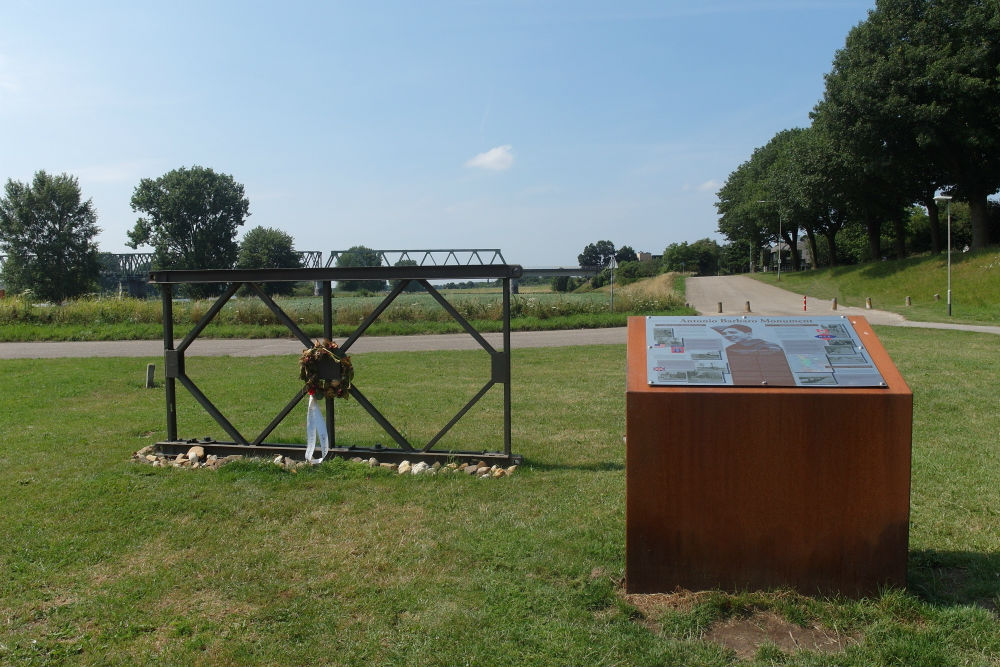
[609,256,616,313]
[934,195,953,316]
[322,279,335,446]
[503,275,512,457]
[161,284,177,441]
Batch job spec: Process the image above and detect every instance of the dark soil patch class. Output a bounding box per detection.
[624,589,711,616]
[704,610,858,660]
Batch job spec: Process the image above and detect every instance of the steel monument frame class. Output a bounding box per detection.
[149,264,523,465]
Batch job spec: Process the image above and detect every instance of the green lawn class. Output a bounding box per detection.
[751,248,1000,324]
[1,328,998,665]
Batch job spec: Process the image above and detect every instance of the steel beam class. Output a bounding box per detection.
[149,265,521,284]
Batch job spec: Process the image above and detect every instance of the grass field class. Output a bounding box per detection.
[751,248,1000,324]
[1,327,998,665]
[0,276,690,342]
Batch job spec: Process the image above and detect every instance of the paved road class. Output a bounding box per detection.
[1,277,995,359]
[0,327,629,359]
[685,275,906,324]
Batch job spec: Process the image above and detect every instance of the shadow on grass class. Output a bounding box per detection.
[526,460,625,472]
[909,549,1000,612]
[859,254,939,279]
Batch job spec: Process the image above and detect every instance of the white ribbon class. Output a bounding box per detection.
[304,393,329,464]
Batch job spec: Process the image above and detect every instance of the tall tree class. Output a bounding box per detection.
[716,131,806,270]
[335,245,386,292]
[577,240,616,269]
[0,171,101,302]
[663,239,721,275]
[814,0,1000,252]
[393,258,422,293]
[128,166,250,295]
[615,245,638,264]
[235,226,302,295]
[716,156,769,272]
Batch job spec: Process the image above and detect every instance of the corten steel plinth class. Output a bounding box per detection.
[625,316,912,597]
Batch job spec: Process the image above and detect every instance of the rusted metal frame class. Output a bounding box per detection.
[422,379,495,451]
[503,277,512,456]
[336,278,413,448]
[176,282,242,354]
[171,281,310,448]
[162,284,178,441]
[349,385,414,450]
[418,279,497,354]
[338,279,410,353]
[322,281,335,446]
[241,281,321,444]
[296,251,323,268]
[176,375,249,445]
[252,387,308,446]
[150,265,519,462]
[155,440,519,465]
[519,266,599,278]
[246,282,313,348]
[150,265,519,284]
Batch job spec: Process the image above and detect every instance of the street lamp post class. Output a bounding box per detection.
[934,195,953,316]
[609,256,617,313]
[777,216,782,281]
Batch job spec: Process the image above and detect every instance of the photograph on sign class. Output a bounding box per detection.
[645,316,887,388]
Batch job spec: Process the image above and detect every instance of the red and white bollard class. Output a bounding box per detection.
[803,295,807,311]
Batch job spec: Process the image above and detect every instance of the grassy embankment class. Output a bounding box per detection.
[751,248,1000,324]
[1,326,998,665]
[0,274,691,342]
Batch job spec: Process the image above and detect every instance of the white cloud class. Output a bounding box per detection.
[465,145,514,171]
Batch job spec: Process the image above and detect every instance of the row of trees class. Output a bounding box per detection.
[716,0,1000,270]
[0,166,393,301]
[559,238,725,292]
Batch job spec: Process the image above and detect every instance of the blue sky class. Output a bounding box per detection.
[1,1,875,268]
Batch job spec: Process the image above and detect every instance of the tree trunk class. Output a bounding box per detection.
[785,229,801,271]
[824,228,839,267]
[892,213,906,260]
[923,198,942,255]
[970,194,989,251]
[865,211,881,261]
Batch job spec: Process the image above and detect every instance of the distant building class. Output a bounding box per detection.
[768,239,814,270]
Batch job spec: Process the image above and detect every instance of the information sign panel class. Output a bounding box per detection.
[645,316,887,388]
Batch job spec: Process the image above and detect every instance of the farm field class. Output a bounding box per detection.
[0,275,690,342]
[1,326,997,665]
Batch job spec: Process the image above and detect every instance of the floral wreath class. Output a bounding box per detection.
[299,339,354,399]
